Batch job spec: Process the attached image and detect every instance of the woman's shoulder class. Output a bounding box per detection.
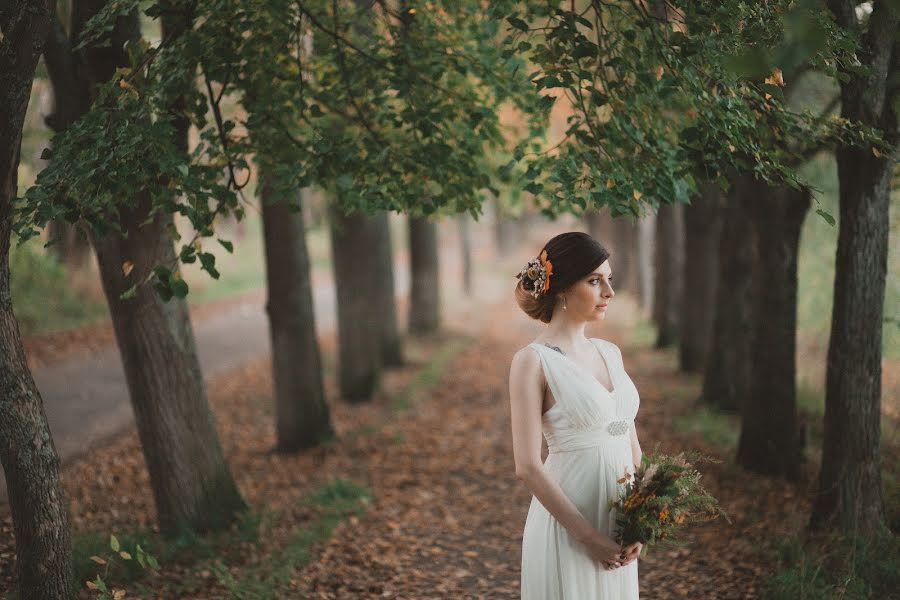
[590,337,623,359]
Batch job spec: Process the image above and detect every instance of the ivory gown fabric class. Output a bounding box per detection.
[520,337,640,599]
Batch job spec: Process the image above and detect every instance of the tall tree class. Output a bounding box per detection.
[811,0,898,535]
[652,202,684,348]
[636,212,656,317]
[611,218,639,295]
[42,0,91,271]
[679,183,722,373]
[701,174,753,412]
[260,178,334,451]
[84,1,246,534]
[457,213,473,296]
[408,214,441,334]
[371,211,403,366]
[0,0,74,596]
[329,204,386,401]
[736,180,809,477]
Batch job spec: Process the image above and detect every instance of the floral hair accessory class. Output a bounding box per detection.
[516,249,554,298]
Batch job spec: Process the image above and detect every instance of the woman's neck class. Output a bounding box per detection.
[538,314,591,351]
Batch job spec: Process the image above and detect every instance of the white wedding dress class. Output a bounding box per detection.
[521,337,640,599]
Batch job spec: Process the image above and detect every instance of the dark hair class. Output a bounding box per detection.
[514,231,610,323]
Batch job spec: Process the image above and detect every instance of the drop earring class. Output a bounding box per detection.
[563,295,567,311]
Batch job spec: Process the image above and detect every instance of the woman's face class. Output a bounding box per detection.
[562,260,614,321]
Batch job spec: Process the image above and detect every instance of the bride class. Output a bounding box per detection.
[509,231,643,599]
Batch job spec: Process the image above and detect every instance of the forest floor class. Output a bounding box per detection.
[2,219,897,599]
[6,291,859,600]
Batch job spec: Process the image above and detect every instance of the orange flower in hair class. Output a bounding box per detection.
[539,249,553,293]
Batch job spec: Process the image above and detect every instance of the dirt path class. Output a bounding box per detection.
[294,296,800,599]
[1,218,809,598]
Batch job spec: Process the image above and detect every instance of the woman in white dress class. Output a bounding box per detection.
[509,232,643,599]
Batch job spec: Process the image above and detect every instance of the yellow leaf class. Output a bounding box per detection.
[89,555,107,565]
[728,143,736,152]
[596,104,613,125]
[113,590,126,600]
[633,190,643,201]
[119,551,132,560]
[654,65,664,81]
[86,581,98,590]
[463,550,479,557]
[872,147,883,158]
[121,261,134,277]
[606,178,616,189]
[764,67,785,87]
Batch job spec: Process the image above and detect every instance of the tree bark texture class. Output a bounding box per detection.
[811,0,897,535]
[636,212,656,317]
[329,205,384,401]
[0,1,74,596]
[679,183,722,373]
[91,191,247,533]
[736,181,809,479]
[652,202,684,348]
[260,181,335,452]
[457,213,473,296]
[371,212,403,366]
[611,216,639,295]
[408,215,441,334]
[701,176,754,412]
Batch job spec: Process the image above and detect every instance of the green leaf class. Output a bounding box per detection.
[507,16,529,32]
[119,285,138,301]
[815,209,835,227]
[199,252,220,279]
[110,534,120,553]
[171,278,189,299]
[218,238,234,253]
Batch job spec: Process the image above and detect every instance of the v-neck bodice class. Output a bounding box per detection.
[535,339,616,395]
[527,338,640,447]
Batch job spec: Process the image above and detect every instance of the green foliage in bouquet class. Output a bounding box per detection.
[610,449,729,549]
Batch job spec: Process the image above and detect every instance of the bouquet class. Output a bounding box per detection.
[610,450,729,550]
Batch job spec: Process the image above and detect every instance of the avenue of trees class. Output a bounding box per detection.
[0,0,895,597]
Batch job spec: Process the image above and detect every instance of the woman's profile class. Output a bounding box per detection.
[509,231,643,599]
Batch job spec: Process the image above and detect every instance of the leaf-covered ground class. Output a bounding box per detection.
[3,283,833,599]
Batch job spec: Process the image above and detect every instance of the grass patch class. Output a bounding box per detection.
[208,477,372,599]
[672,405,740,451]
[69,505,268,596]
[764,532,900,600]
[9,241,108,336]
[389,336,470,412]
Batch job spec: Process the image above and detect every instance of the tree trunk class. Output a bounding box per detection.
[46,219,91,270]
[0,1,74,596]
[652,202,684,348]
[679,183,722,373]
[611,217,639,295]
[91,191,247,533]
[260,179,335,452]
[371,211,403,365]
[736,181,808,478]
[701,175,754,412]
[329,205,383,401]
[41,9,92,271]
[408,215,440,334]
[810,0,896,535]
[493,196,517,254]
[636,212,656,317]
[458,213,472,295]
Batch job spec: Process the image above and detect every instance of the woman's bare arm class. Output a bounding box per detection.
[509,347,597,545]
